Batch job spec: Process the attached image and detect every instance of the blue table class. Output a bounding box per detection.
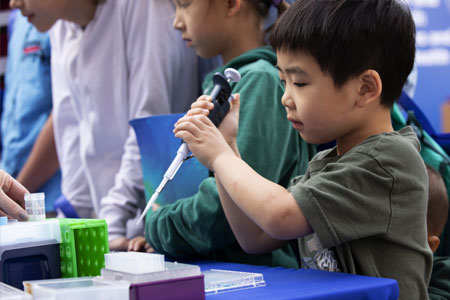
[197,261,399,300]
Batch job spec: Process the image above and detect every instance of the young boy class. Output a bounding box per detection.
[174,0,432,299]
[426,165,450,299]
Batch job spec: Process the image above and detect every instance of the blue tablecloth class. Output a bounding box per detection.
[197,261,399,300]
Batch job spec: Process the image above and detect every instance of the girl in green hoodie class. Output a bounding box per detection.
[141,0,315,268]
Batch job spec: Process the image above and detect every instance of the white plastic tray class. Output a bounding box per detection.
[101,261,201,284]
[203,269,266,294]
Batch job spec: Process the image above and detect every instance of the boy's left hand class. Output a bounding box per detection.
[174,114,235,171]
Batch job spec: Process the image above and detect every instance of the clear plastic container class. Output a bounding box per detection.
[0,219,61,247]
[23,277,130,300]
[203,269,266,294]
[0,282,32,300]
[25,193,46,221]
[101,261,201,283]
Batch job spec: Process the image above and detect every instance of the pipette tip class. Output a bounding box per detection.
[136,213,145,225]
[136,191,160,225]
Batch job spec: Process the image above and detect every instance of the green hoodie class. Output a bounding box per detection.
[429,256,450,300]
[145,46,316,268]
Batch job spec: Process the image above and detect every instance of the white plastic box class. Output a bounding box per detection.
[0,282,32,300]
[0,219,61,246]
[0,220,62,289]
[23,277,130,300]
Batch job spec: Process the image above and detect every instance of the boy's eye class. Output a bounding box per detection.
[280,79,286,87]
[294,82,307,88]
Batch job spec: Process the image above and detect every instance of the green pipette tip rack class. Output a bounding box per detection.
[56,218,109,278]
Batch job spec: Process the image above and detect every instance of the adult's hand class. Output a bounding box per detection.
[0,170,29,221]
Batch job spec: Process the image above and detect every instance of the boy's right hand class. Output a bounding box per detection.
[186,94,240,147]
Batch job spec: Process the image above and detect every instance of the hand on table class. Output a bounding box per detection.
[128,236,154,253]
[109,236,155,253]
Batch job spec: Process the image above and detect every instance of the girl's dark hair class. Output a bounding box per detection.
[271,0,416,107]
[248,0,289,18]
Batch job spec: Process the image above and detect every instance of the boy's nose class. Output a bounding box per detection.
[281,90,294,109]
[9,0,24,9]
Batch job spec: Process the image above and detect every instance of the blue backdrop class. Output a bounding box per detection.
[409,0,450,133]
[131,114,208,207]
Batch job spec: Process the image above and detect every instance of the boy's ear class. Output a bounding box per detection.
[355,70,382,108]
[428,235,440,253]
[227,0,241,16]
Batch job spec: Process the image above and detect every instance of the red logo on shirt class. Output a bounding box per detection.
[23,45,41,55]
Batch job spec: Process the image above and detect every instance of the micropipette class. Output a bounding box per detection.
[137,68,241,224]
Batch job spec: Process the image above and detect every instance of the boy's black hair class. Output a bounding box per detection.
[271,0,416,107]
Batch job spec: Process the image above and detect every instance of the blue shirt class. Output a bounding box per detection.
[1,12,61,211]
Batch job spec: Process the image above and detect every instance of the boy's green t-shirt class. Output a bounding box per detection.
[145,46,316,267]
[289,126,433,300]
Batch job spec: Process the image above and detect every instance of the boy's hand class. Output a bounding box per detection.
[184,94,240,148]
[174,99,238,170]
